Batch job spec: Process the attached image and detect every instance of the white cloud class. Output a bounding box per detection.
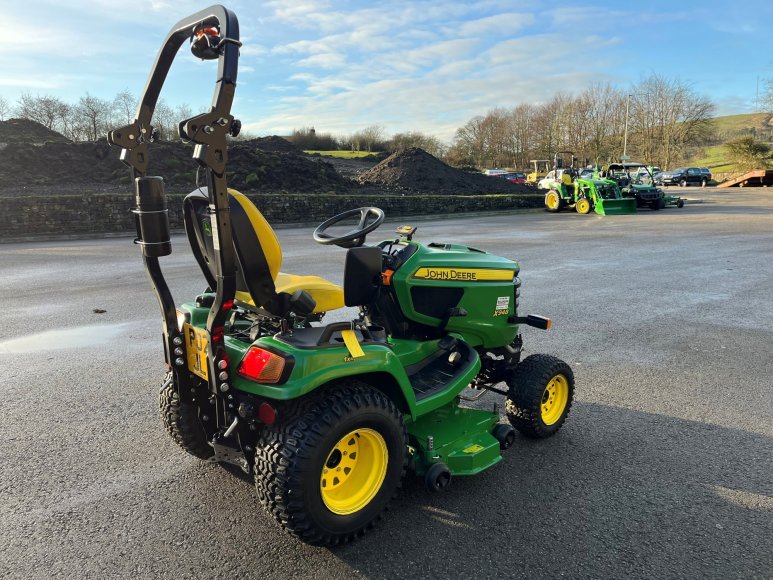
[455,12,535,36]
[296,52,347,70]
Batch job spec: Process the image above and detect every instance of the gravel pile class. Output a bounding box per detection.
[357,147,533,195]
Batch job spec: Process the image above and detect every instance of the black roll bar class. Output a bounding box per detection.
[108,5,240,395]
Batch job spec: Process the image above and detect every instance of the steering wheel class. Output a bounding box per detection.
[313,207,385,248]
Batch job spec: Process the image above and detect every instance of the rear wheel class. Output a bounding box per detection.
[545,191,563,213]
[575,198,591,214]
[506,354,574,439]
[255,380,407,546]
[159,372,213,459]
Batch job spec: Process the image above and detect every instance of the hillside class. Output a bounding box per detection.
[710,112,773,137]
[685,112,773,176]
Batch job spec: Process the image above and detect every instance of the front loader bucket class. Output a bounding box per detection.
[595,197,637,216]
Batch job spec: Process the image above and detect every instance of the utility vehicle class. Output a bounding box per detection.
[108,5,575,546]
[604,163,665,210]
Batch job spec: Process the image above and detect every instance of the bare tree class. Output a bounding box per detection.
[15,93,69,131]
[451,116,487,167]
[113,89,137,124]
[0,96,9,121]
[76,93,113,141]
[581,84,625,164]
[57,102,78,141]
[358,125,385,152]
[763,78,773,111]
[389,131,446,158]
[152,99,176,140]
[175,102,193,123]
[629,75,715,167]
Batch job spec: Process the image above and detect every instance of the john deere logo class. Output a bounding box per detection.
[413,267,513,282]
[202,220,212,237]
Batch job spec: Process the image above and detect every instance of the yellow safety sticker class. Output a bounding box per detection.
[463,444,484,454]
[341,329,365,358]
[413,267,513,282]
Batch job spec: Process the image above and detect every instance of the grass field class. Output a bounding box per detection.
[710,112,772,136]
[690,145,737,173]
[305,150,381,158]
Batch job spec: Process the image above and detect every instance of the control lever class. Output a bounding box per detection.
[441,307,467,330]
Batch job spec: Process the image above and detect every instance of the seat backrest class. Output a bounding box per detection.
[343,246,383,306]
[183,188,285,312]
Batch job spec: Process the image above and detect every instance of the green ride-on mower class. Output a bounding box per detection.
[108,6,575,546]
[543,152,636,216]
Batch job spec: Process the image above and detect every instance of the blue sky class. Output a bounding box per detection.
[2,0,771,141]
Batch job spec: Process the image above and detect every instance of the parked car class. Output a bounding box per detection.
[656,167,710,187]
[504,171,526,183]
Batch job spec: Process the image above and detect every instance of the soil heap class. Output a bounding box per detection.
[357,147,533,195]
[0,136,351,194]
[247,135,300,153]
[0,118,70,144]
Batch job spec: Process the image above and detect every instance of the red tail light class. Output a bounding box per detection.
[237,347,286,383]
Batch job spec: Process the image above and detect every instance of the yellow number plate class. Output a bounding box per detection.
[183,323,209,380]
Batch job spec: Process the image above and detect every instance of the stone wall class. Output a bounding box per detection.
[2,191,543,241]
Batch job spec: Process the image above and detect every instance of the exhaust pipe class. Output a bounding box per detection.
[133,176,172,257]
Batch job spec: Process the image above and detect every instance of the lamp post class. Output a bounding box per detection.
[622,94,631,162]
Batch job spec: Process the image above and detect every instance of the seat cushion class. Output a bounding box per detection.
[236,272,344,313]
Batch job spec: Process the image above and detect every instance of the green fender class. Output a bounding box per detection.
[227,335,425,418]
[226,334,482,421]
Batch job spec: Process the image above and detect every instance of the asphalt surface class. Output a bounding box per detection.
[1,187,771,579]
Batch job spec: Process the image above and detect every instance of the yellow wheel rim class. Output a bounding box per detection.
[546,192,559,209]
[320,428,388,515]
[576,199,590,214]
[541,374,569,425]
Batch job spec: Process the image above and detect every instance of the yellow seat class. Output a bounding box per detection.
[229,190,344,313]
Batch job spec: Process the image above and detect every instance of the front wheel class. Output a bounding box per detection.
[506,354,574,438]
[254,380,407,546]
[575,198,591,214]
[679,179,687,187]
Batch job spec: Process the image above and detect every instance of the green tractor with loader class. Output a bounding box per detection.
[543,151,637,216]
[108,6,575,546]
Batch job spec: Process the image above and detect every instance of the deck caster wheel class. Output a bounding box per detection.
[425,463,452,492]
[493,423,516,449]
